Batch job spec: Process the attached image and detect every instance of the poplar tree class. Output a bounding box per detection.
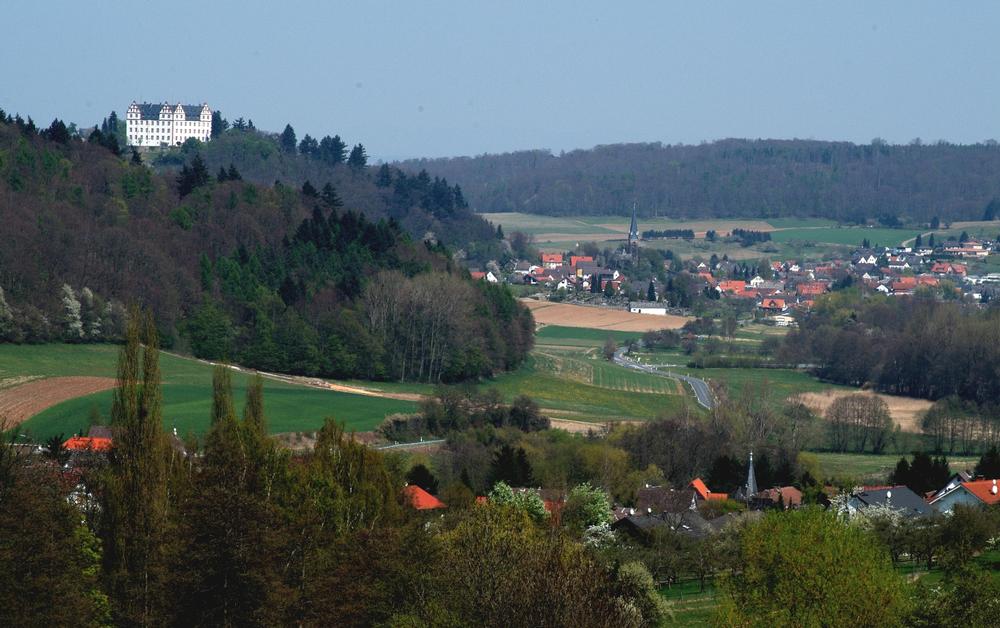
[101,308,170,626]
[173,367,287,626]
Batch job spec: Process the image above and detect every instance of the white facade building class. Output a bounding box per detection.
[629,301,667,316]
[126,102,212,148]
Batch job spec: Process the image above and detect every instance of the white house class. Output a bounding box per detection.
[126,102,212,148]
[629,301,667,316]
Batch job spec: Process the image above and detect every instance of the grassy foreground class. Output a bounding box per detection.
[1,344,416,441]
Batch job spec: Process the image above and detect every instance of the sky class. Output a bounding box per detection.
[3,1,999,161]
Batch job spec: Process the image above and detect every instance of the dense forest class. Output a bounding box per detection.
[151,117,502,261]
[399,139,1000,223]
[0,110,532,382]
[781,290,1000,407]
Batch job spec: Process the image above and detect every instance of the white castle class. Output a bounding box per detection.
[125,102,212,148]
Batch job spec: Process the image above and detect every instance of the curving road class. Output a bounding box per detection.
[613,348,716,410]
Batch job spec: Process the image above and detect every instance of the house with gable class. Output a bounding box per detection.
[930,478,1000,514]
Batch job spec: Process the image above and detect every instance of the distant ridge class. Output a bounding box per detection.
[397,139,1000,223]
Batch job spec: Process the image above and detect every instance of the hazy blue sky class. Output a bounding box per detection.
[3,1,998,160]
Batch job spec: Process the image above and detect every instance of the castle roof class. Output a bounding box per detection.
[132,102,208,121]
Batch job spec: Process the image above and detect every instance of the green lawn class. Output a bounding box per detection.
[1,344,416,441]
[769,226,923,247]
[660,579,720,626]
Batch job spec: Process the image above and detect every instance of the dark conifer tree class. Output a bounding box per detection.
[406,464,440,494]
[321,182,342,209]
[210,110,228,138]
[226,163,242,181]
[347,143,368,169]
[302,180,318,197]
[375,163,393,187]
[217,166,229,183]
[280,123,297,153]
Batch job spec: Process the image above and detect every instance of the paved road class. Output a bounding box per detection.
[613,348,716,410]
[376,439,446,451]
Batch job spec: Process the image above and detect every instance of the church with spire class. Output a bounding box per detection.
[626,202,639,260]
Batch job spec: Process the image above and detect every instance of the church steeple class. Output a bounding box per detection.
[628,202,638,248]
[745,450,758,500]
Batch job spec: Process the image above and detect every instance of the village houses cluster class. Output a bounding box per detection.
[471,229,999,327]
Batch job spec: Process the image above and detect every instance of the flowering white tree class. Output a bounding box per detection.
[60,284,84,340]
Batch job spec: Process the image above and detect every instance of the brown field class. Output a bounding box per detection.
[522,300,691,331]
[793,390,934,432]
[0,376,117,426]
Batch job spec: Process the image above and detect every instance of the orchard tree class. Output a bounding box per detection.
[717,508,908,626]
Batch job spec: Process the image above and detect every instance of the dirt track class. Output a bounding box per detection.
[0,376,117,426]
[523,300,691,332]
[793,390,933,432]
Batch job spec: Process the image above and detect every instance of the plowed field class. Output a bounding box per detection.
[0,376,117,426]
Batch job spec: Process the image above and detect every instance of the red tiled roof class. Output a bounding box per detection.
[402,485,446,510]
[796,282,827,296]
[959,480,1000,505]
[690,478,711,500]
[689,478,728,501]
[570,256,594,268]
[541,253,563,264]
[718,280,747,293]
[63,436,112,452]
[470,271,486,280]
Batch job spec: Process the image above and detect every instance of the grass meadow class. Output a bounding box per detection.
[1,344,416,441]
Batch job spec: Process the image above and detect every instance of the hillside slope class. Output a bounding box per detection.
[398,139,1000,223]
[0,114,532,383]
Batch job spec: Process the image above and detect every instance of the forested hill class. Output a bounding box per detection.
[0,113,533,382]
[150,122,499,258]
[398,139,1000,223]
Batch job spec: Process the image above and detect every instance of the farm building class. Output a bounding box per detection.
[629,301,667,316]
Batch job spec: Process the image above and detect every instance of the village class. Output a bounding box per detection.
[471,213,1000,326]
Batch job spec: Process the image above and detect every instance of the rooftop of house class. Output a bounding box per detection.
[402,485,446,510]
[63,436,112,452]
[853,485,933,517]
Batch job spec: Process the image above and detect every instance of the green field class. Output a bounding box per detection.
[1,344,416,441]
[482,353,691,422]
[813,452,978,481]
[769,226,923,247]
[536,324,643,346]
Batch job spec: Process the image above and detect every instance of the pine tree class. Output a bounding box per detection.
[217,166,229,183]
[226,163,241,181]
[301,180,318,197]
[280,123,297,153]
[210,110,229,138]
[915,233,923,247]
[347,143,367,169]
[374,163,392,187]
[321,183,342,209]
[131,148,143,165]
[647,281,656,302]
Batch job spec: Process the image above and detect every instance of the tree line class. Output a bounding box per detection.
[398,138,1000,223]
